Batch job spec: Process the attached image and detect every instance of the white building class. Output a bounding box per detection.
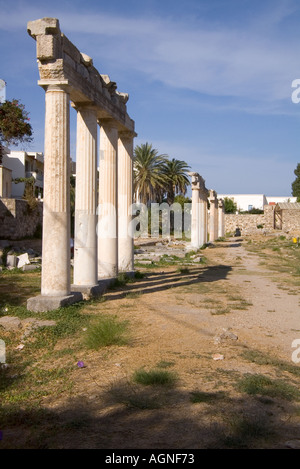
[265,196,297,205]
[2,151,44,198]
[218,194,297,212]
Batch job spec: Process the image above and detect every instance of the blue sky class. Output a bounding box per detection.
[1,0,300,196]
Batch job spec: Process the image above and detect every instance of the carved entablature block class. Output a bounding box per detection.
[27,17,135,134]
[188,172,208,196]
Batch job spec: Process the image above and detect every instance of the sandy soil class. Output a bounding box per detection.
[34,235,300,450]
[3,235,300,449]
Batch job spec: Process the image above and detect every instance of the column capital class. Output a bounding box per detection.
[189,172,207,193]
[38,79,70,93]
[209,189,217,200]
[118,130,135,140]
[71,101,97,113]
[98,117,118,129]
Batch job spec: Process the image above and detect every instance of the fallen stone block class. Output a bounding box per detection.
[17,253,31,268]
[6,254,17,268]
[0,316,22,331]
[22,264,40,271]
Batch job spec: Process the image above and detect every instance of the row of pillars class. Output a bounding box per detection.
[34,83,134,308]
[190,172,225,249]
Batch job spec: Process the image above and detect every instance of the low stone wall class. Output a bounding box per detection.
[225,204,300,235]
[225,213,266,235]
[280,210,300,232]
[225,206,275,235]
[0,198,43,240]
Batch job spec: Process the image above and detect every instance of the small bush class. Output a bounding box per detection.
[84,315,129,349]
[133,368,177,386]
[237,373,300,401]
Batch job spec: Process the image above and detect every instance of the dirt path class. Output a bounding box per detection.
[40,236,300,449]
[205,239,300,360]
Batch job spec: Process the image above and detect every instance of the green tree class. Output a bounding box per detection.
[292,163,300,202]
[133,142,169,204]
[161,158,191,205]
[224,197,237,213]
[0,99,33,164]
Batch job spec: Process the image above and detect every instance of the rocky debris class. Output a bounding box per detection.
[285,440,300,449]
[191,256,202,263]
[0,316,22,331]
[0,246,42,271]
[0,315,56,338]
[6,254,17,268]
[212,353,224,360]
[16,253,31,269]
[214,328,238,344]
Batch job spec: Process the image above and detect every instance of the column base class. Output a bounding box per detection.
[71,280,113,298]
[27,292,83,313]
[119,270,135,278]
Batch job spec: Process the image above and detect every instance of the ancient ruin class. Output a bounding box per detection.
[26,18,136,312]
[189,172,224,247]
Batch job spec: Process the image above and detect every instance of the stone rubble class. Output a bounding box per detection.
[0,315,56,339]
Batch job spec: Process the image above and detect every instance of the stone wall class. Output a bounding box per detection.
[225,205,275,235]
[225,204,300,235]
[280,210,300,232]
[0,198,43,240]
[225,213,266,235]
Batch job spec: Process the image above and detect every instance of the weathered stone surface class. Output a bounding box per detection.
[27,292,83,313]
[0,316,22,331]
[17,253,30,268]
[26,16,136,311]
[27,17,136,134]
[21,318,56,339]
[22,264,40,271]
[0,198,43,240]
[6,254,17,268]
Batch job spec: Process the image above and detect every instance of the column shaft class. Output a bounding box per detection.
[98,122,118,278]
[191,187,201,248]
[73,105,98,286]
[218,200,225,238]
[199,192,208,247]
[209,191,219,242]
[118,133,134,272]
[41,85,71,296]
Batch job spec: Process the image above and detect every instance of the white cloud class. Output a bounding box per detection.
[1,1,299,107]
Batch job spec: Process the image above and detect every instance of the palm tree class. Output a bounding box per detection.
[161,158,191,205]
[133,142,169,205]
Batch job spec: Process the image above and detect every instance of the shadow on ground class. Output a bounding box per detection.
[106,265,232,301]
[0,379,297,449]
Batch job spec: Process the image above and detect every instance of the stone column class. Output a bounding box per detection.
[98,120,118,278]
[218,198,225,238]
[199,189,208,246]
[73,104,98,288]
[118,131,134,273]
[189,173,201,249]
[27,83,82,312]
[209,190,219,242]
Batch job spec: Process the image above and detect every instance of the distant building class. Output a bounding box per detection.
[266,196,297,205]
[218,194,297,212]
[2,151,44,199]
[0,146,12,198]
